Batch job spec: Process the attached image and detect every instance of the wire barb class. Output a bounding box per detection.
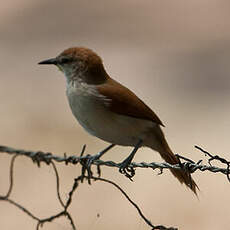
[0,145,229,178]
[0,144,230,230]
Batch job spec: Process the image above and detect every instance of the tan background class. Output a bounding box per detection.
[1,0,230,229]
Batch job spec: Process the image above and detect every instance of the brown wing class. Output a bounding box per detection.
[97,78,164,126]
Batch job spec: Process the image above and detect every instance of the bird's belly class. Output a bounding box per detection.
[67,92,153,146]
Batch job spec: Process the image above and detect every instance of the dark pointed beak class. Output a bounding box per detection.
[38,58,58,65]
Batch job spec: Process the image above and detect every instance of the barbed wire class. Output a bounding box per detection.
[0,144,229,230]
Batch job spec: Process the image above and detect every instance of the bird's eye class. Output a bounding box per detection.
[61,57,72,64]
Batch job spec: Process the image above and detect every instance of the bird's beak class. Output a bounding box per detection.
[38,58,58,65]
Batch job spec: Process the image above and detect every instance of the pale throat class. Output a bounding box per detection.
[57,65,81,85]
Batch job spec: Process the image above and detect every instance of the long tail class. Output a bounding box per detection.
[149,127,199,195]
[159,145,198,195]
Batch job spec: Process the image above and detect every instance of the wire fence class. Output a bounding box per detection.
[0,144,229,230]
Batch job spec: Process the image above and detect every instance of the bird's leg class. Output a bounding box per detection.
[88,143,115,165]
[86,144,115,178]
[119,139,143,180]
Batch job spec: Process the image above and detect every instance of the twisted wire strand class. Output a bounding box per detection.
[1,144,230,230]
[0,145,228,176]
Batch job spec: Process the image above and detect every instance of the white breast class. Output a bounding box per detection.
[66,81,154,146]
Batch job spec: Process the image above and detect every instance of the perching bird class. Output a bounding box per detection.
[39,47,198,194]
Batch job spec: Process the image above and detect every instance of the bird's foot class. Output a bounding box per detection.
[87,144,115,175]
[86,153,101,174]
[119,157,135,181]
[118,140,142,181]
[80,153,101,184]
[81,144,115,184]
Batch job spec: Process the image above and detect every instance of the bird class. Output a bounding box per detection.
[38,47,198,194]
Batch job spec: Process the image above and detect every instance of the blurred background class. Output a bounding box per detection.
[1,0,230,229]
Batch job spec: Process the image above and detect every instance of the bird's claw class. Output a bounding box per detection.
[119,159,135,181]
[81,154,100,184]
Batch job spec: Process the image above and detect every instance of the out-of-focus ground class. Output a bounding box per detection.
[1,1,230,229]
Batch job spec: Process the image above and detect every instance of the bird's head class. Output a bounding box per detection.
[39,47,108,84]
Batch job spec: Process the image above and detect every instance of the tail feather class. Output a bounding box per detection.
[159,147,198,195]
[149,126,199,195]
